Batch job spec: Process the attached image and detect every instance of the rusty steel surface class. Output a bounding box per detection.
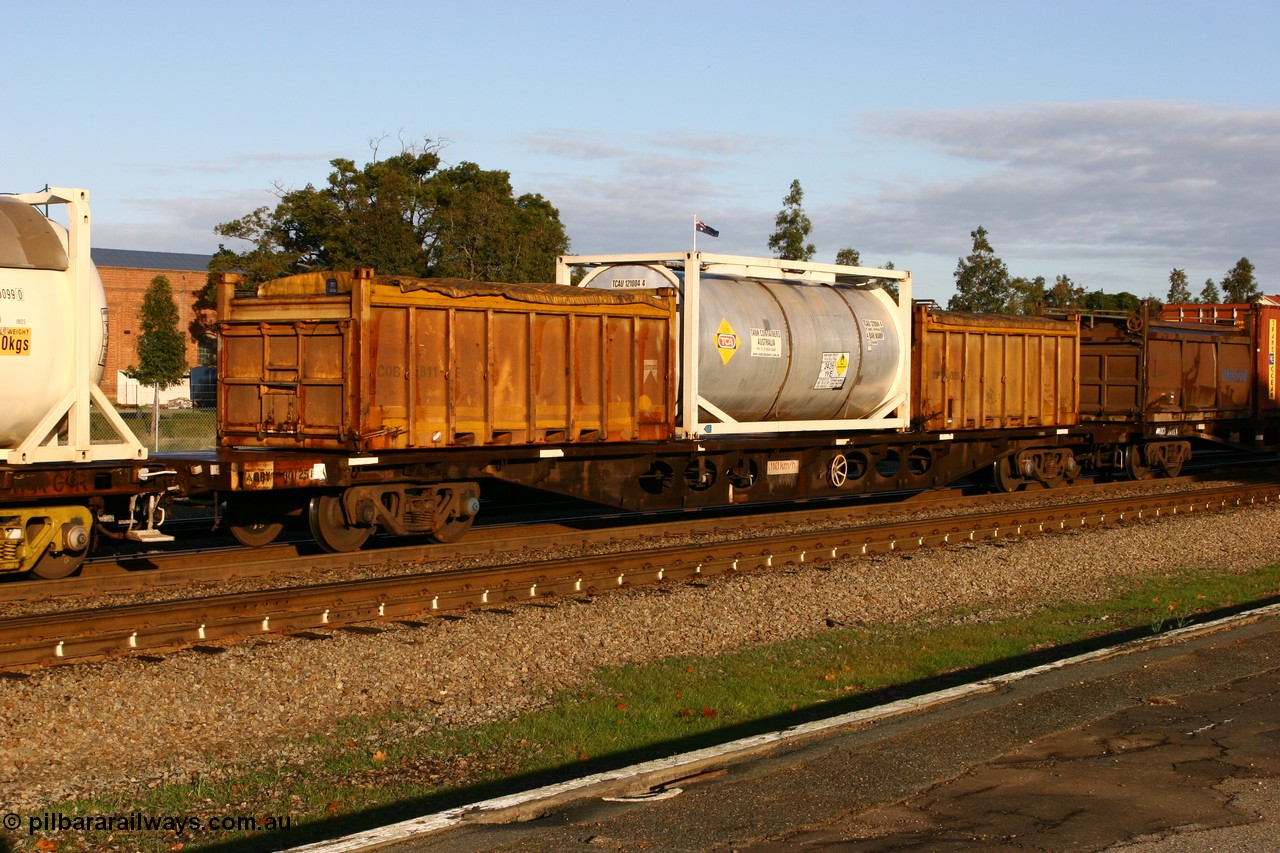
[1079,314,1254,423]
[912,306,1080,431]
[1160,302,1280,420]
[0,483,1277,671]
[217,269,677,452]
[0,460,155,501]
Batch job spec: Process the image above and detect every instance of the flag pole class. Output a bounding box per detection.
[692,213,698,254]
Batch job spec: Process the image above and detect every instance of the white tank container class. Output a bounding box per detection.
[0,196,108,446]
[580,263,903,422]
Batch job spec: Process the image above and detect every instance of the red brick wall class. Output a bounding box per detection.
[99,266,208,397]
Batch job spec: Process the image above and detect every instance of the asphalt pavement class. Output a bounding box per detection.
[304,606,1280,853]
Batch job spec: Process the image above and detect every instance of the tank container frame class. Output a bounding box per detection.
[555,251,912,439]
[0,187,145,464]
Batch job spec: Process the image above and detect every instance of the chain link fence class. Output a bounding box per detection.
[91,405,217,452]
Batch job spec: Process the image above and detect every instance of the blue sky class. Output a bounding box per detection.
[6,0,1279,302]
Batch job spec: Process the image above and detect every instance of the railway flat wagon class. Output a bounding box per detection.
[212,254,918,549]
[911,307,1082,491]
[212,268,679,548]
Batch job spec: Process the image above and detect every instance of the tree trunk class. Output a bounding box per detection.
[151,394,161,452]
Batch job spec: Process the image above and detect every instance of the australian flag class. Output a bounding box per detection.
[695,217,719,238]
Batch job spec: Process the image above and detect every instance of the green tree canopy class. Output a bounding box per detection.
[877,259,900,302]
[835,247,900,301]
[1082,290,1142,311]
[834,247,861,267]
[1166,268,1193,303]
[1044,274,1085,309]
[1220,257,1261,303]
[1007,275,1046,314]
[768,179,815,261]
[212,141,569,285]
[1200,277,1222,303]
[132,275,187,390]
[948,226,1011,313]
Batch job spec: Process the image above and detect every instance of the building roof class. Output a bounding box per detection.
[92,247,213,272]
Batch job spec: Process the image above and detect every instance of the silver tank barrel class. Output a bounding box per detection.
[580,264,902,423]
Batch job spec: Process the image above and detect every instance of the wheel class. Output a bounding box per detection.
[308,494,372,552]
[30,548,86,580]
[428,514,475,544]
[229,521,283,547]
[991,456,1022,493]
[1124,445,1151,480]
[828,454,849,488]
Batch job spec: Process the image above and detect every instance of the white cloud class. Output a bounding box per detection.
[846,101,1280,270]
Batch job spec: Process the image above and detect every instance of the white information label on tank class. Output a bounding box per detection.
[0,327,31,356]
[767,459,800,476]
[861,319,885,348]
[100,307,109,366]
[814,352,850,390]
[750,328,782,358]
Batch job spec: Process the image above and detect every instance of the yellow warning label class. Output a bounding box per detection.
[715,319,739,365]
[814,351,850,390]
[0,327,31,356]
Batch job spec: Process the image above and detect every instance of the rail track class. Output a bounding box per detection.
[1,480,1276,671]
[0,467,1259,606]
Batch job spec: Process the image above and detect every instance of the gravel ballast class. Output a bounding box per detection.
[1,501,1278,812]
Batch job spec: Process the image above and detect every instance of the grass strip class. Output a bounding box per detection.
[17,562,1280,852]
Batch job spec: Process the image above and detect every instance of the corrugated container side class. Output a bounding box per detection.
[218,272,676,450]
[912,308,1079,431]
[1255,305,1280,414]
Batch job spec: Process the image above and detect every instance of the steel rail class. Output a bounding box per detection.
[1,484,1276,671]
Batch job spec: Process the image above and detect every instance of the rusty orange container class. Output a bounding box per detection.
[216,270,677,451]
[912,306,1080,431]
[1253,304,1280,414]
[1160,303,1280,416]
[1078,313,1253,422]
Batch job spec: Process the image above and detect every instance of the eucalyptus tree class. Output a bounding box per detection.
[768,180,816,261]
[1166,268,1193,303]
[1220,257,1261,303]
[949,226,1011,313]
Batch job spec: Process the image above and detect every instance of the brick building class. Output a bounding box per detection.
[92,248,214,399]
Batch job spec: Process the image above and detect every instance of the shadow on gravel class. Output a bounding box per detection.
[194,593,1280,853]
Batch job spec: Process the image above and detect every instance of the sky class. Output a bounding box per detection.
[6,0,1280,303]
